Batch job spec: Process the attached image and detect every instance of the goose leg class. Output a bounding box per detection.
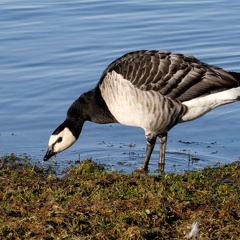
[158,132,168,172]
[140,134,157,171]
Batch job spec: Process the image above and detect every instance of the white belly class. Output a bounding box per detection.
[182,86,240,122]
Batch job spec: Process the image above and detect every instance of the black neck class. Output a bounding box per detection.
[67,85,118,124]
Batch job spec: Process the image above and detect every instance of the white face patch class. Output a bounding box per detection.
[48,127,76,154]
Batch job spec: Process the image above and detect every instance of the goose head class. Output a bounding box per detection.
[43,118,82,161]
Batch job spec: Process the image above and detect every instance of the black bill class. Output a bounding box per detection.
[43,148,56,161]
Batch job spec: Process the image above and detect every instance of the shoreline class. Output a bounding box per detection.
[0,154,239,239]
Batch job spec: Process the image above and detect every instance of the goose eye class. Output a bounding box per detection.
[57,137,62,143]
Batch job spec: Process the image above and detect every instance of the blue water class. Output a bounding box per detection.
[1,0,240,175]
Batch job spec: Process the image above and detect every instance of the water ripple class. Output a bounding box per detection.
[1,0,240,174]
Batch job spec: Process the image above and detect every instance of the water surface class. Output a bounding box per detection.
[1,0,240,174]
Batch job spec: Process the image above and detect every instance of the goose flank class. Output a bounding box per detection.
[43,50,240,171]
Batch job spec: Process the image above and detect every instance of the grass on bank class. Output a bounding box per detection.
[0,153,239,239]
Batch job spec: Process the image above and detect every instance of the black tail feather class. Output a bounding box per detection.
[228,71,240,84]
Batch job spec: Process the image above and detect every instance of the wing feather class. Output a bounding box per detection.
[99,50,239,102]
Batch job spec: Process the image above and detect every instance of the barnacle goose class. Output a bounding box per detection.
[43,50,240,171]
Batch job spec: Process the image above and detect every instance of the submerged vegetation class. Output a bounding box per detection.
[0,154,239,239]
